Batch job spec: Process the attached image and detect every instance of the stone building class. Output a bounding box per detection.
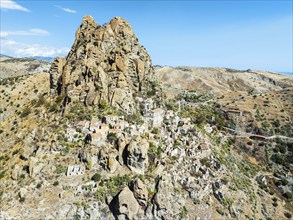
[66,165,85,176]
[144,108,164,127]
[90,132,104,145]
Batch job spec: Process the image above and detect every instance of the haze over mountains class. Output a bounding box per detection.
[0,16,292,220]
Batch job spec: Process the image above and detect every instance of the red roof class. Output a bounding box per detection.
[90,132,103,139]
[109,129,119,133]
[76,120,87,127]
[198,143,209,150]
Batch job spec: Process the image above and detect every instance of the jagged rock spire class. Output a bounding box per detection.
[49,15,160,113]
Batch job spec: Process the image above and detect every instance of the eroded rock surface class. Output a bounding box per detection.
[49,16,160,113]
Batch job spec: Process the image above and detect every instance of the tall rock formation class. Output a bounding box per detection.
[49,16,160,113]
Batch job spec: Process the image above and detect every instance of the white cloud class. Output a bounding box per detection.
[62,8,76,13]
[55,5,76,13]
[0,0,30,12]
[0,28,50,37]
[0,38,70,57]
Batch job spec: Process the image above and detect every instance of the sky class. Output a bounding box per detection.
[0,0,292,72]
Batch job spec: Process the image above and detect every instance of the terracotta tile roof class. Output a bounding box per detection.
[151,108,163,113]
[90,132,103,139]
[109,129,119,133]
[76,120,87,127]
[198,143,209,150]
[105,115,119,118]
[91,118,99,124]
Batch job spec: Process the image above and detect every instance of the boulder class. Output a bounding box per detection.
[153,174,186,219]
[131,178,148,207]
[11,164,20,180]
[256,175,267,186]
[19,188,27,198]
[213,190,224,203]
[107,157,119,173]
[29,157,44,178]
[115,187,140,219]
[126,137,149,175]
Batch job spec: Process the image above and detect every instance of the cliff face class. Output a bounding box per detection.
[49,16,159,113]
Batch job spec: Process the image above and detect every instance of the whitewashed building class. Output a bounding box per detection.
[105,115,119,124]
[66,127,78,142]
[144,108,164,127]
[75,120,90,132]
[66,165,85,176]
[90,132,104,145]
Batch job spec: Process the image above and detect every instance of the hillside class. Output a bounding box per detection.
[0,16,292,220]
[0,56,50,78]
[156,66,293,99]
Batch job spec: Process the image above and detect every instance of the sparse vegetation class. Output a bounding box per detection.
[20,106,31,118]
[91,173,101,182]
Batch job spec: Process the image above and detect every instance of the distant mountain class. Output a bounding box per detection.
[0,54,54,62]
[279,72,293,76]
[0,54,13,58]
[156,66,293,99]
[27,56,55,62]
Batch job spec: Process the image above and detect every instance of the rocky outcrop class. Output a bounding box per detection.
[114,186,140,219]
[49,16,161,113]
[29,157,44,178]
[153,174,185,219]
[126,136,149,175]
[49,57,65,95]
[107,156,119,173]
[131,178,148,207]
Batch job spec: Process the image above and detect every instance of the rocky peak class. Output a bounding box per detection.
[49,16,161,113]
[82,15,96,25]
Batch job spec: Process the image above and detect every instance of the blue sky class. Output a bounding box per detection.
[0,0,292,72]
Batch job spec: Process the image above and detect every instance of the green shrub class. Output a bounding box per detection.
[0,170,5,179]
[53,181,59,186]
[283,192,292,200]
[222,197,234,207]
[20,107,31,118]
[35,95,46,107]
[152,127,159,134]
[284,212,292,219]
[107,132,117,143]
[272,201,278,207]
[99,100,108,109]
[12,149,19,155]
[56,95,64,104]
[92,173,101,182]
[36,182,42,189]
[271,154,286,165]
[54,165,66,174]
[95,188,106,202]
[49,103,58,112]
[106,174,131,196]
